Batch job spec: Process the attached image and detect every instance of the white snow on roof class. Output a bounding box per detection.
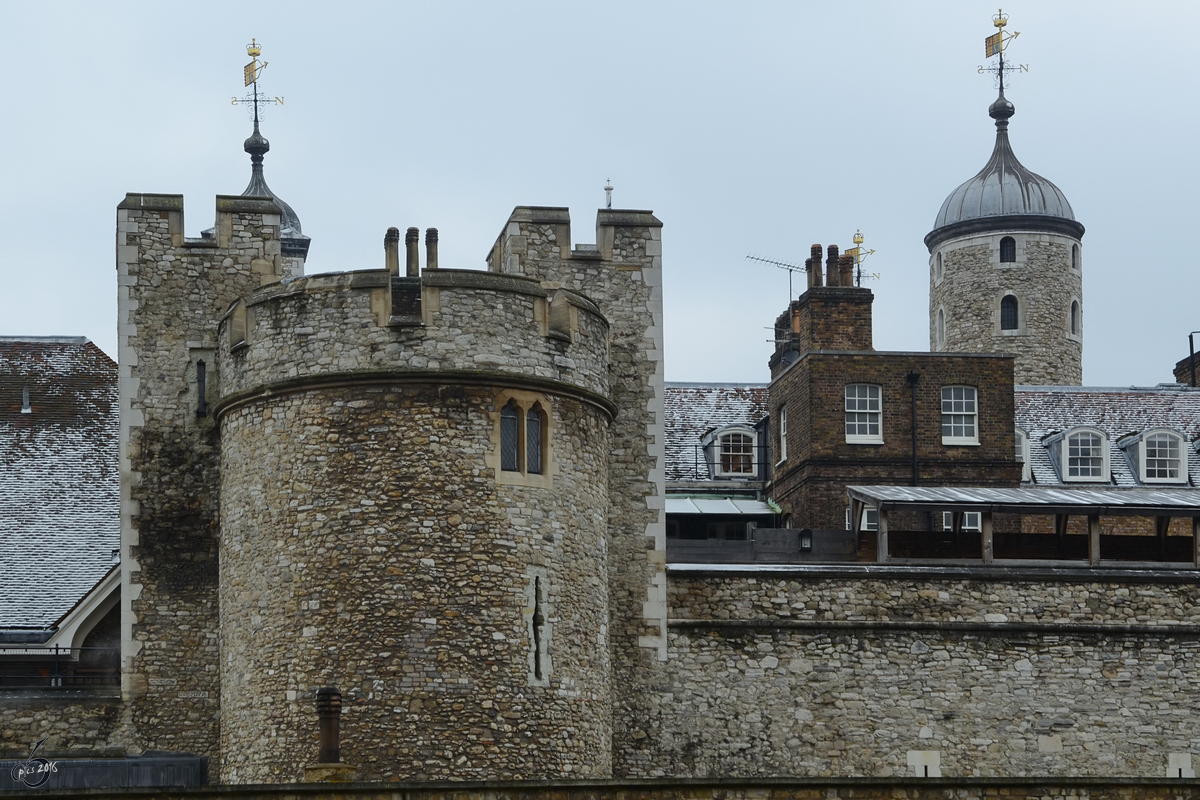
[0,339,118,628]
[665,383,769,482]
[1016,386,1200,489]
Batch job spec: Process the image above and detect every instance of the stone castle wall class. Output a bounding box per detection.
[116,193,286,770]
[638,568,1200,778]
[486,208,668,778]
[930,232,1082,385]
[212,251,617,782]
[218,269,610,402]
[217,384,612,782]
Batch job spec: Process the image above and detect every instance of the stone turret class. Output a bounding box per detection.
[119,196,665,783]
[926,84,1084,385]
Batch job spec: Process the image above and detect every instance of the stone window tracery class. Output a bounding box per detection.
[494,392,553,487]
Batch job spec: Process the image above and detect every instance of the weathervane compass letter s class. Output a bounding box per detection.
[231,39,284,118]
[977,9,1028,86]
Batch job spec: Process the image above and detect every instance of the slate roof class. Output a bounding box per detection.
[1016,385,1200,488]
[0,338,118,628]
[665,383,769,482]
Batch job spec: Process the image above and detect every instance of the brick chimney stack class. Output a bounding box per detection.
[770,240,874,377]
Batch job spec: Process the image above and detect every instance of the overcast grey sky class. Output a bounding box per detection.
[1,1,1194,386]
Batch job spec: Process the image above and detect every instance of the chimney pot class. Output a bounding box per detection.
[405,227,420,277]
[839,253,855,287]
[425,228,439,270]
[384,227,401,275]
[825,245,840,286]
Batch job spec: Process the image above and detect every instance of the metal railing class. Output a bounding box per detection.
[673,445,771,481]
[0,646,120,690]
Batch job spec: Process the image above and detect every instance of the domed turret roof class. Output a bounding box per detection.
[926,88,1083,249]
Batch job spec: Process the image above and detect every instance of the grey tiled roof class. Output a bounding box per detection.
[665,383,769,482]
[1016,385,1200,488]
[0,338,118,628]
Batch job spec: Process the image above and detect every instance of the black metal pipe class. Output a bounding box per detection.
[1190,332,1196,388]
[907,371,921,487]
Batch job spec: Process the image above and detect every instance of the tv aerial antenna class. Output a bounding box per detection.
[747,230,880,301]
[745,254,804,300]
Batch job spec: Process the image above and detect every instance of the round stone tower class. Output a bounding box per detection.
[926,85,1085,385]
[213,266,614,783]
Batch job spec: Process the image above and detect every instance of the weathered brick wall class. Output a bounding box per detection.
[930,233,1082,386]
[770,352,1019,530]
[117,193,284,769]
[646,570,1200,778]
[487,208,667,778]
[769,288,874,376]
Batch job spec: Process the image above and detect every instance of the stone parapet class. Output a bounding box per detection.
[216,269,610,404]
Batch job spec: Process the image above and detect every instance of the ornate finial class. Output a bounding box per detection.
[977,10,1025,128]
[604,179,613,209]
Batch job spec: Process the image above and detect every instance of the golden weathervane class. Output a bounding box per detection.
[231,39,284,115]
[978,9,1028,83]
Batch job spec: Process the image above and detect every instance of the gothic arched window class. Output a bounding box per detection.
[526,405,545,475]
[500,400,520,472]
[1000,295,1019,330]
[999,236,1016,263]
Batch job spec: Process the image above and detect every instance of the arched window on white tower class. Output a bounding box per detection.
[936,309,946,349]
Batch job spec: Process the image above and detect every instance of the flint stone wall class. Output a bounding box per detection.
[930,232,1082,386]
[629,570,1200,778]
[217,383,612,783]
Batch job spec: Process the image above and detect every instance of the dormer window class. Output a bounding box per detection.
[1015,427,1031,482]
[719,431,755,476]
[1045,427,1109,482]
[704,426,759,478]
[1119,428,1187,485]
[1144,431,1183,482]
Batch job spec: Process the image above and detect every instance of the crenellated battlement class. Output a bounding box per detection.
[118,190,666,782]
[214,266,611,411]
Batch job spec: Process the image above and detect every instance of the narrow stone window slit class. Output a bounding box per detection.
[532,576,545,681]
[196,360,207,417]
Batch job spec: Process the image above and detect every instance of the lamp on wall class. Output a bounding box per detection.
[798,529,814,552]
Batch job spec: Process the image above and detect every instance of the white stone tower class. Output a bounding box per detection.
[926,84,1084,386]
